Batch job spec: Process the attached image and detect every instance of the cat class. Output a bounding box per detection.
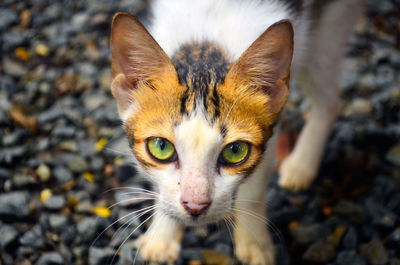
[110,0,365,264]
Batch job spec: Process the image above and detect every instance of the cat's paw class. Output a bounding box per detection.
[235,239,275,265]
[135,234,180,263]
[278,154,316,191]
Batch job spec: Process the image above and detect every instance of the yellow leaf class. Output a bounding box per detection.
[15,47,30,61]
[40,189,52,203]
[288,221,299,230]
[36,44,49,57]
[93,206,111,218]
[95,137,107,151]
[83,172,94,183]
[67,196,79,206]
[114,157,123,165]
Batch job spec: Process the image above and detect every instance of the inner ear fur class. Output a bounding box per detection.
[110,12,176,117]
[226,20,294,117]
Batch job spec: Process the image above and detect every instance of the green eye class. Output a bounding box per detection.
[147,138,176,162]
[220,141,249,165]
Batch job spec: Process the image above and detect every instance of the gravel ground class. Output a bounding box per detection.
[0,0,399,264]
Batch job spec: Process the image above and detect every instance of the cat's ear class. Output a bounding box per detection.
[226,20,294,117]
[110,12,175,118]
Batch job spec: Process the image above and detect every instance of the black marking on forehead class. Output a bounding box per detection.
[172,42,230,120]
[280,0,303,14]
[220,125,227,139]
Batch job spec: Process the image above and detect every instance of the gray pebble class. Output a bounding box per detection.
[343,226,358,249]
[49,214,68,231]
[51,125,76,138]
[38,105,64,124]
[35,252,63,265]
[0,167,12,179]
[19,225,45,249]
[77,217,99,242]
[90,156,104,172]
[0,9,18,31]
[88,246,116,265]
[0,191,31,218]
[336,250,366,265]
[43,195,66,211]
[0,224,19,249]
[387,228,400,248]
[0,146,27,164]
[53,166,72,185]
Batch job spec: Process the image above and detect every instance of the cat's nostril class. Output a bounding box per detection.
[181,200,211,217]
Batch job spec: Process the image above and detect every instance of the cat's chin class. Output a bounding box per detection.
[162,210,225,227]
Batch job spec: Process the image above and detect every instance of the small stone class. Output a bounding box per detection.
[386,145,400,166]
[0,9,18,30]
[67,156,89,173]
[59,140,78,152]
[343,98,373,117]
[0,224,19,249]
[88,247,116,265]
[36,252,63,265]
[3,59,28,77]
[337,250,366,265]
[37,105,64,124]
[43,195,66,210]
[0,146,26,164]
[90,156,104,171]
[303,239,336,263]
[332,200,366,223]
[290,223,329,244]
[53,166,73,185]
[359,238,389,265]
[49,214,68,231]
[343,226,358,249]
[387,228,400,248]
[0,191,31,218]
[19,225,45,249]
[77,217,99,242]
[51,125,76,138]
[0,167,12,179]
[36,164,51,182]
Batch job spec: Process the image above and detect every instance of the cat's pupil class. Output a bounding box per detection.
[159,140,166,150]
[231,144,239,154]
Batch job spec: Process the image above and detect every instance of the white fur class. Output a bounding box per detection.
[149,0,310,65]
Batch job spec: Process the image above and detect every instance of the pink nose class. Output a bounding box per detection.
[181,200,211,217]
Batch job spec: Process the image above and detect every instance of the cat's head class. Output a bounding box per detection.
[110,13,293,225]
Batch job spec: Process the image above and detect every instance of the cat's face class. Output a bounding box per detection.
[110,13,293,225]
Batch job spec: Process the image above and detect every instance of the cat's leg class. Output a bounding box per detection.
[135,209,184,263]
[234,136,277,265]
[279,0,365,191]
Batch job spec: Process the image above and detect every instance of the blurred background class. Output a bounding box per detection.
[0,0,399,264]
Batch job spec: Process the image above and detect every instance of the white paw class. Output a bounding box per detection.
[278,154,316,192]
[235,240,275,265]
[135,234,180,263]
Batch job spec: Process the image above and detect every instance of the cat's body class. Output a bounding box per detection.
[110,0,365,264]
